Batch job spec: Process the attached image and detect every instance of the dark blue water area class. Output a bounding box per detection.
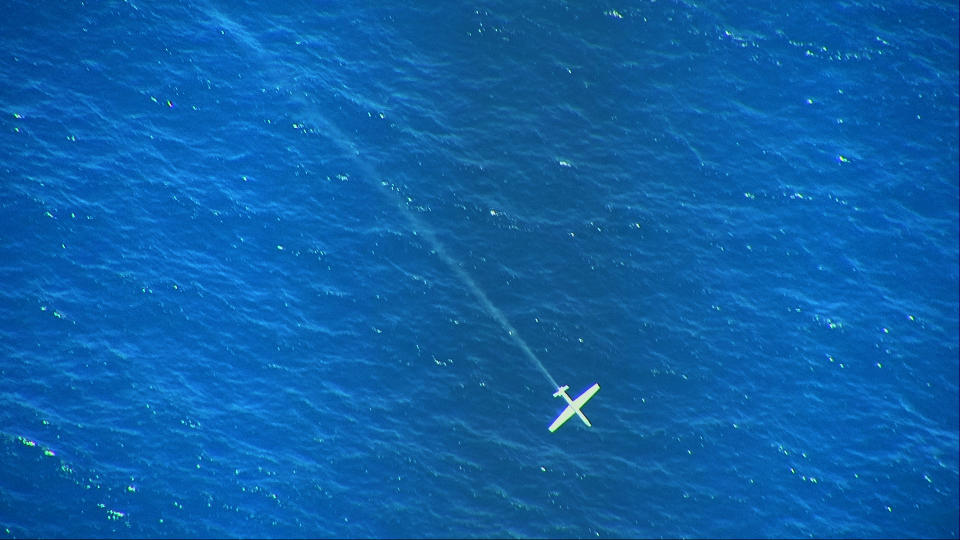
[1,1,957,538]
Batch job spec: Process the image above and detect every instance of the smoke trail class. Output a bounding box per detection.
[202,4,560,391]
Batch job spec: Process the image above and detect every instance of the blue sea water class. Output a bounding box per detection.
[1,0,958,538]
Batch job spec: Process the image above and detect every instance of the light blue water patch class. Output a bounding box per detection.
[1,1,957,538]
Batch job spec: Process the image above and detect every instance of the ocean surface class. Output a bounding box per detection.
[1,1,958,538]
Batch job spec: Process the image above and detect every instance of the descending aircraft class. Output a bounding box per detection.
[548,383,600,432]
